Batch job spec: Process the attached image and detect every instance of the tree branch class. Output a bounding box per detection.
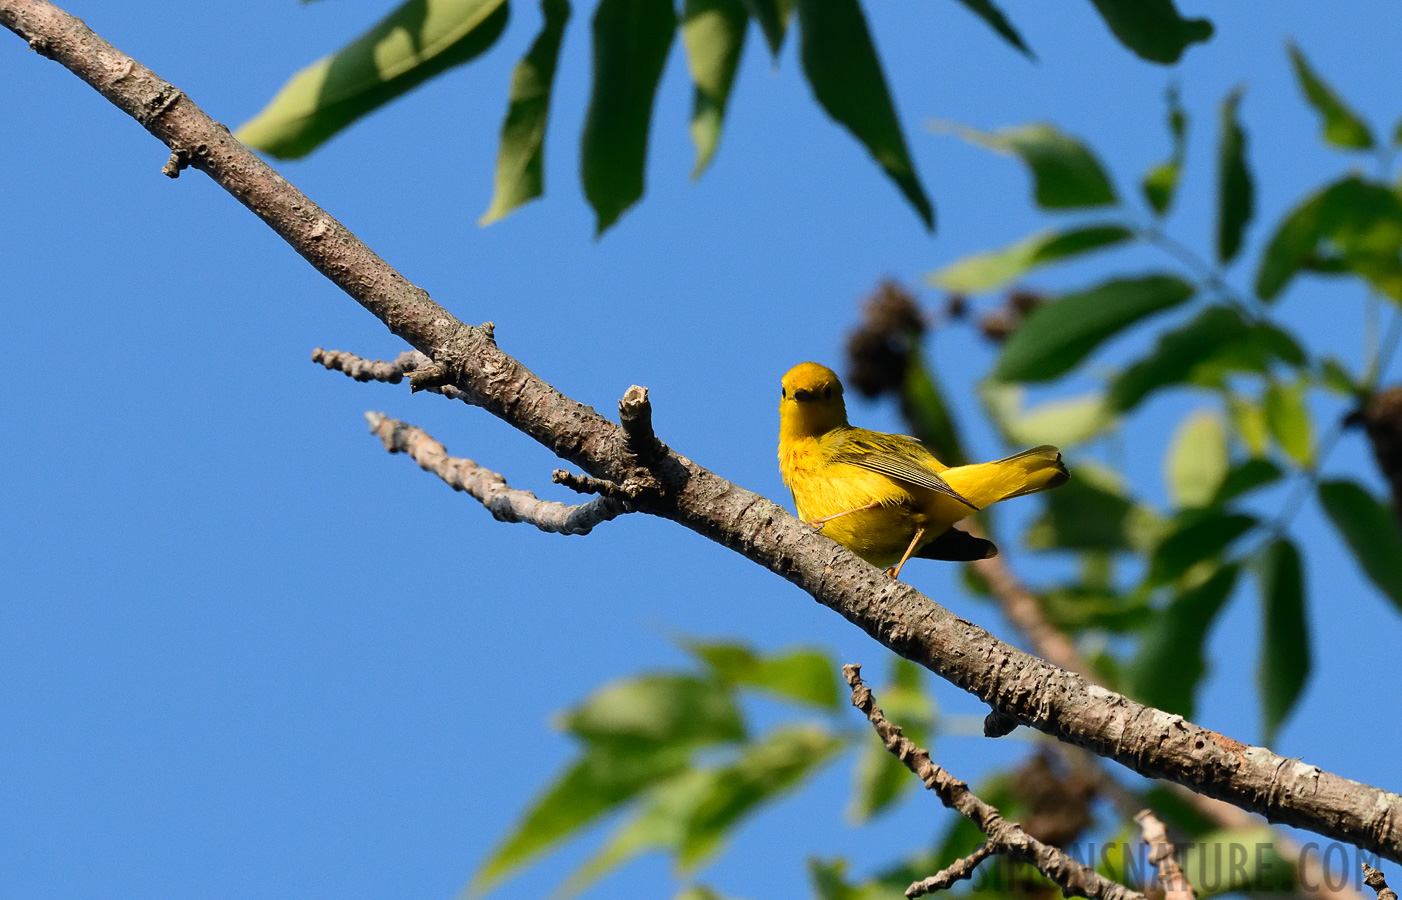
[5,0,1401,862]
[1365,865,1397,900]
[905,842,995,898]
[845,664,1144,900]
[1136,809,1195,900]
[365,412,629,535]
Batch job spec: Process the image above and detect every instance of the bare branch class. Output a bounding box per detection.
[619,385,664,465]
[366,412,629,535]
[1365,865,1398,900]
[7,0,1402,862]
[313,348,477,403]
[906,843,995,898]
[1136,809,1195,900]
[845,664,1145,900]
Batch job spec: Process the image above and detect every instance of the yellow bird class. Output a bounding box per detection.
[778,362,1069,579]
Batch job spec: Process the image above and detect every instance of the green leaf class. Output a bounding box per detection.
[683,0,747,178]
[685,641,840,709]
[1228,394,1270,457]
[1287,42,1374,150]
[1318,480,1402,612]
[1255,176,1402,302]
[1216,87,1254,264]
[948,122,1116,209]
[950,0,1032,57]
[993,274,1195,382]
[1147,511,1257,586]
[1041,586,1151,634]
[740,0,791,56]
[1211,458,1283,505]
[1256,539,1310,745]
[1084,0,1213,64]
[1264,379,1313,466]
[1142,84,1187,215]
[1166,411,1228,509]
[480,0,570,225]
[1180,827,1298,895]
[902,347,968,465]
[1319,357,1362,397]
[983,384,1114,449]
[796,0,934,229]
[237,0,510,159]
[676,886,744,900]
[849,658,932,822]
[1025,464,1163,552]
[562,674,745,747]
[1129,564,1239,718]
[472,744,689,892]
[580,0,678,234]
[927,225,1133,293]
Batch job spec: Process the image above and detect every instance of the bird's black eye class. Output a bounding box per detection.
[781,387,787,399]
[824,385,832,399]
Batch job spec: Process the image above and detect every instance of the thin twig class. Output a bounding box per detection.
[1365,865,1397,900]
[906,842,996,899]
[1136,809,1195,900]
[366,412,629,535]
[845,664,1145,900]
[313,348,477,403]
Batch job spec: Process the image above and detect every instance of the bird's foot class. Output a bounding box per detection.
[805,519,827,533]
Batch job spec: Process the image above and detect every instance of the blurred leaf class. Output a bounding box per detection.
[1041,586,1151,633]
[1228,394,1270,457]
[480,0,570,225]
[1318,480,1402,612]
[1212,458,1283,505]
[1142,84,1187,215]
[238,0,509,158]
[1264,379,1313,466]
[1025,464,1163,552]
[741,0,791,56]
[983,384,1114,449]
[951,0,1032,57]
[1255,176,1402,302]
[675,885,743,900]
[580,0,678,234]
[1180,827,1297,896]
[1129,564,1239,718]
[796,0,933,229]
[1319,357,1362,396]
[903,346,968,465]
[1216,87,1253,264]
[927,225,1133,293]
[562,674,744,747]
[685,640,840,709]
[949,122,1116,209]
[472,743,690,892]
[850,658,933,822]
[994,274,1195,382]
[1147,511,1257,586]
[1166,411,1229,508]
[1085,0,1212,64]
[683,0,747,178]
[1256,538,1309,745]
[1288,41,1374,150]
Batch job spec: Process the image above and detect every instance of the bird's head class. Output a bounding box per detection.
[780,362,849,439]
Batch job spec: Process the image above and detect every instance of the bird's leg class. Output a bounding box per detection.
[885,527,927,580]
[806,501,881,531]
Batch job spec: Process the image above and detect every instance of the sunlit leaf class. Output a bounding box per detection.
[1025,464,1163,552]
[950,0,1031,57]
[947,122,1116,209]
[685,640,841,709]
[683,0,747,178]
[1166,411,1228,508]
[1318,480,1402,612]
[481,0,570,225]
[982,383,1114,450]
[1228,394,1270,457]
[994,275,1195,382]
[796,0,934,229]
[580,0,678,234]
[1084,0,1213,64]
[741,0,791,56]
[1255,176,1402,302]
[238,0,510,158]
[1142,84,1187,215]
[1180,827,1297,895]
[562,674,744,747]
[1129,564,1239,718]
[1212,458,1283,505]
[1288,42,1374,150]
[850,658,932,822]
[1216,87,1253,264]
[927,225,1133,293]
[1147,511,1257,586]
[1256,538,1309,745]
[1264,379,1313,466]
[471,743,690,892]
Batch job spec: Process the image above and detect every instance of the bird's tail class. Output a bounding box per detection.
[941,445,1070,509]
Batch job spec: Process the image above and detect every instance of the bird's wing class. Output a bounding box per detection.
[830,430,979,510]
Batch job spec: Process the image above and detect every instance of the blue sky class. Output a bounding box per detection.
[3,1,1401,898]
